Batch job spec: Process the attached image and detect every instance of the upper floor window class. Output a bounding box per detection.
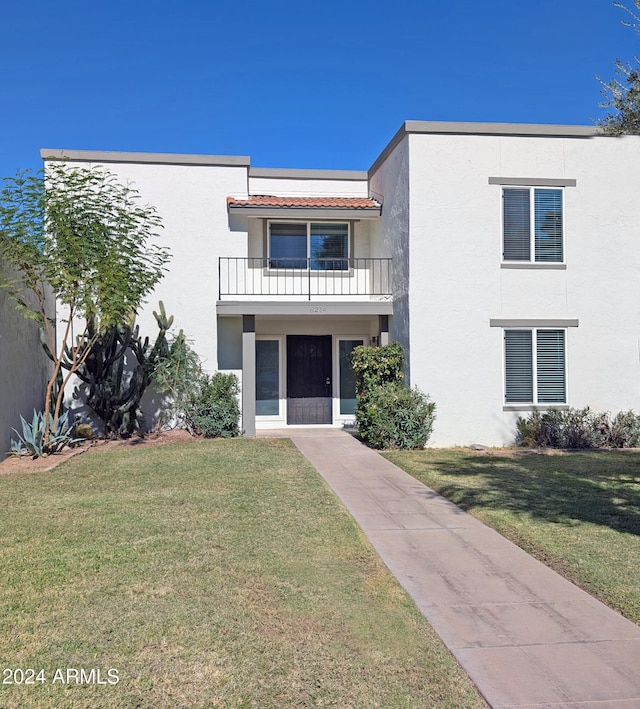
[503,188,563,263]
[269,222,349,270]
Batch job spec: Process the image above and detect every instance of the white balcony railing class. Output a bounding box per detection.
[219,258,392,300]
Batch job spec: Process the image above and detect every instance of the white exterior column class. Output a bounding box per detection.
[242,315,256,437]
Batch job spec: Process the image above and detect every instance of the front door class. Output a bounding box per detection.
[287,335,332,424]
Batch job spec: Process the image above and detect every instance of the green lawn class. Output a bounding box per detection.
[0,438,485,709]
[384,448,640,624]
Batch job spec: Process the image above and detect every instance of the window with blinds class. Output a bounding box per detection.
[505,328,566,404]
[503,188,563,263]
[269,222,349,270]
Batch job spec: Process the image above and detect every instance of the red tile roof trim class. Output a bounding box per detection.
[227,195,380,209]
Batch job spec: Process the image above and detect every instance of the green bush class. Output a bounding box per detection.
[352,343,435,449]
[75,423,94,440]
[356,383,436,449]
[516,407,640,448]
[153,329,203,429]
[352,341,405,391]
[185,372,240,438]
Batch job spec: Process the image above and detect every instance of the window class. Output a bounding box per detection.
[504,329,566,404]
[338,339,364,415]
[503,188,563,262]
[269,222,349,270]
[255,339,280,416]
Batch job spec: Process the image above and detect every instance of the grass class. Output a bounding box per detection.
[383,448,640,624]
[0,438,485,708]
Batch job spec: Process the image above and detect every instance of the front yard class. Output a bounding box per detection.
[0,438,484,709]
[384,448,640,624]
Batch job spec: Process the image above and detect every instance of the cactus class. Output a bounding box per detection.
[46,302,174,439]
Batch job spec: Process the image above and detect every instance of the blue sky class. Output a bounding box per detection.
[1,0,637,177]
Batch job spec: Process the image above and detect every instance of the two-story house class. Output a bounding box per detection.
[41,121,640,446]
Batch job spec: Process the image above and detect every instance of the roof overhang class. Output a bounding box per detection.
[227,195,381,220]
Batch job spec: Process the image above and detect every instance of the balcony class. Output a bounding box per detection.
[219,258,392,300]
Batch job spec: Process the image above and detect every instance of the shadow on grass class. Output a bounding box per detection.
[405,451,640,536]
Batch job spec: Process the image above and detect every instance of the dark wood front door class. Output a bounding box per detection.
[287,335,332,424]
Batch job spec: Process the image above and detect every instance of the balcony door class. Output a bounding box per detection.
[286,335,332,424]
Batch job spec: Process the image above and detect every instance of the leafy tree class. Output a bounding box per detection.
[598,1,640,134]
[0,163,170,452]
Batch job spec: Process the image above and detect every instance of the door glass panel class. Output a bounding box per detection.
[256,340,279,416]
[339,339,363,415]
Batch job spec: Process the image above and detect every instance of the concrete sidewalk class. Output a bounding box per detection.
[260,428,640,709]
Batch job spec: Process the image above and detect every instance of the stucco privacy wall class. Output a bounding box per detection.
[0,263,52,460]
[55,154,249,377]
[404,130,640,446]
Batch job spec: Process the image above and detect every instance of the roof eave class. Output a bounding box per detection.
[228,206,381,219]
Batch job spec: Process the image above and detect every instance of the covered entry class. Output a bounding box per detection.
[217,307,392,435]
[287,335,332,424]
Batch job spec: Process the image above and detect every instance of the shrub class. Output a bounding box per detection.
[10,409,82,458]
[352,342,435,449]
[75,423,94,440]
[516,407,640,448]
[352,341,405,392]
[184,373,240,438]
[152,329,203,429]
[356,383,436,449]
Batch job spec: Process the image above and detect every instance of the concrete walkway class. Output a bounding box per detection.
[259,428,640,709]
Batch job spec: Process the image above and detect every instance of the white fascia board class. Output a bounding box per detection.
[217,301,393,316]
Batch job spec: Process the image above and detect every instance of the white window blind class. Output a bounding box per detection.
[534,190,563,262]
[503,188,563,263]
[505,330,534,402]
[536,329,566,402]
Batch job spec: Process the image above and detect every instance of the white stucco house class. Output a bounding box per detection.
[41,121,640,446]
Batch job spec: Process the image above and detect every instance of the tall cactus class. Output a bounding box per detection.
[45,302,174,438]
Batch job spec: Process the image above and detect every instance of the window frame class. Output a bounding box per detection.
[501,187,565,265]
[267,220,351,271]
[255,335,285,420]
[503,327,567,406]
[333,336,366,420]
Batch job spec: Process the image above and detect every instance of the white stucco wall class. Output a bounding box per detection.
[0,264,52,459]
[247,175,368,197]
[404,132,640,446]
[61,159,248,374]
[369,135,411,356]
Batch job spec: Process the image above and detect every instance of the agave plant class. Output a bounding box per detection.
[10,409,83,458]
